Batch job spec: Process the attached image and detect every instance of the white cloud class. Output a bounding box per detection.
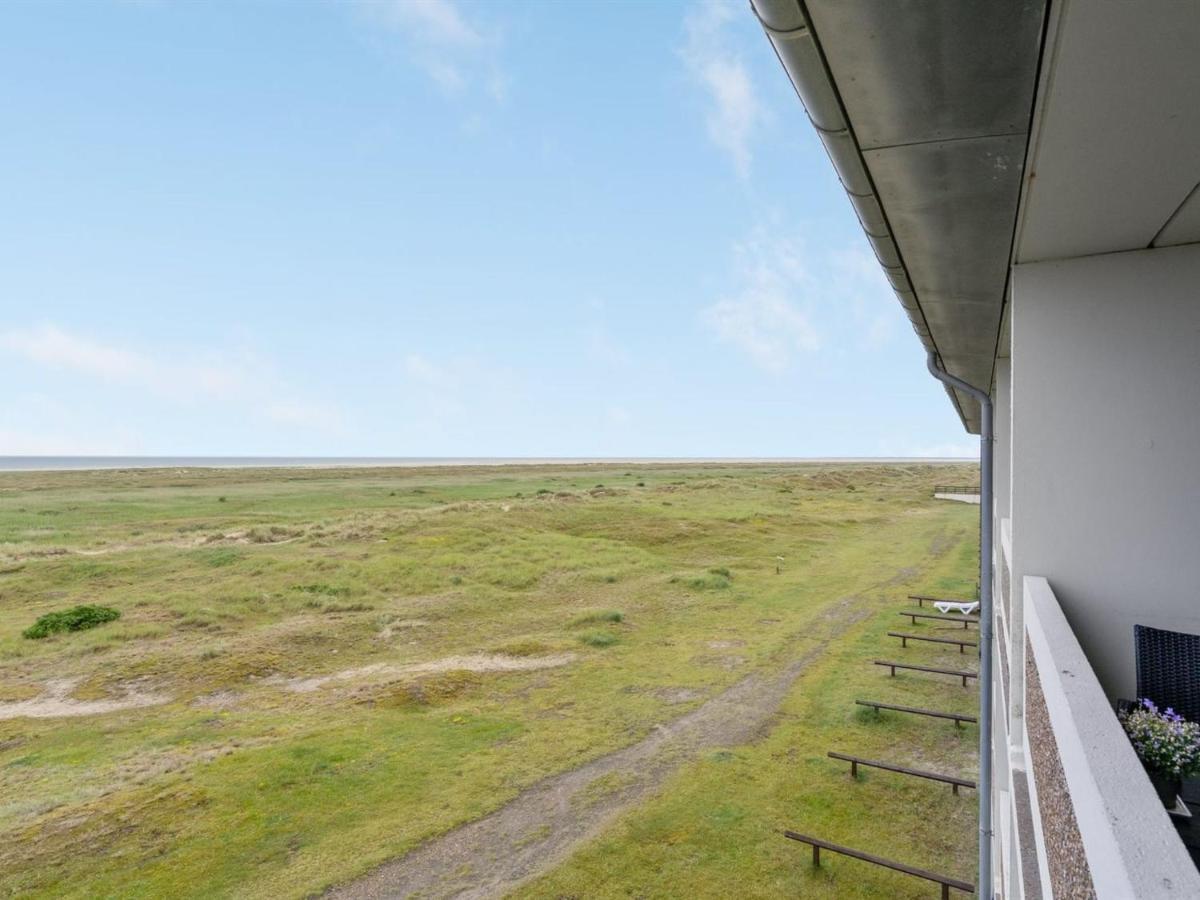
[373,0,482,48]
[831,245,902,350]
[701,229,819,372]
[403,352,447,386]
[0,324,343,434]
[700,222,910,372]
[357,0,504,101]
[1,326,147,381]
[681,0,765,178]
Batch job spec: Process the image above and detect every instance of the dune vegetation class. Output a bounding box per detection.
[0,462,980,898]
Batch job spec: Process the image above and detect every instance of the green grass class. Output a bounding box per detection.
[0,461,979,898]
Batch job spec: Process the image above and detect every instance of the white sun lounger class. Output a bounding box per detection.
[934,601,980,616]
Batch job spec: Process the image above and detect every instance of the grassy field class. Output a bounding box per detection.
[0,461,980,898]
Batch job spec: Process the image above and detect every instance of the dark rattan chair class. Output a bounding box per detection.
[1135,624,1200,805]
[1135,624,1200,724]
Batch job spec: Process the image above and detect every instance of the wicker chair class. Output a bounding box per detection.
[1135,624,1200,724]
[1135,624,1200,803]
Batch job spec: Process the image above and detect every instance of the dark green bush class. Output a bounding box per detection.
[23,605,121,640]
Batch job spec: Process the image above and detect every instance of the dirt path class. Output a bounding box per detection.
[0,679,168,720]
[280,653,577,694]
[325,598,869,900]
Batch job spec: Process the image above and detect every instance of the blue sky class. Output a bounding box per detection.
[0,0,973,458]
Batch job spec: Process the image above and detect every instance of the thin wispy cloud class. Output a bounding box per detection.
[832,245,902,351]
[2,326,146,381]
[1,325,344,434]
[398,350,532,448]
[356,0,507,100]
[378,0,482,47]
[701,222,908,373]
[702,228,819,373]
[681,0,765,179]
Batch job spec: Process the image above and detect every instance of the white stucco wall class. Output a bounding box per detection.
[1010,242,1200,698]
[993,356,1012,525]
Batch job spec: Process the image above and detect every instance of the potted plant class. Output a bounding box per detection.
[1119,698,1200,808]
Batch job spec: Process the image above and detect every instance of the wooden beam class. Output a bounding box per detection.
[782,830,975,896]
[856,699,978,727]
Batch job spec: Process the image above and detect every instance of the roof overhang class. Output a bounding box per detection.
[750,0,1047,433]
[753,2,1200,434]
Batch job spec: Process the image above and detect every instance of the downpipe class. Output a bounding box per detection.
[926,351,995,900]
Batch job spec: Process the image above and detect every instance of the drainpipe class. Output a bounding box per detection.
[926,350,994,899]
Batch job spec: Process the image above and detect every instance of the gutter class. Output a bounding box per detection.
[749,0,970,427]
[927,350,995,900]
[750,2,998,891]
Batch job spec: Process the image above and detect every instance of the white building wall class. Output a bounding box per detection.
[993,355,1012,524]
[1010,242,1200,698]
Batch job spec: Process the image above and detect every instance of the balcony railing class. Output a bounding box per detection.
[933,484,982,495]
[1019,576,1200,898]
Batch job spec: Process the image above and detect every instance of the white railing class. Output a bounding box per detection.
[1022,576,1200,898]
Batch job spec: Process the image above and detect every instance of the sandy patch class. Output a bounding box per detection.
[376,619,430,641]
[280,653,576,694]
[692,654,747,671]
[651,687,703,705]
[190,690,241,711]
[705,639,746,650]
[0,679,169,720]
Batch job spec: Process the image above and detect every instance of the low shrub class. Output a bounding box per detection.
[24,605,121,640]
[681,573,731,590]
[578,629,619,648]
[292,583,351,597]
[571,609,623,626]
[201,548,241,568]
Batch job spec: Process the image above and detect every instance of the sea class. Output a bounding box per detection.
[0,457,968,472]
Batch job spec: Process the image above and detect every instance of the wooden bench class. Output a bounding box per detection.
[899,611,978,629]
[889,631,977,653]
[828,750,976,795]
[908,593,976,608]
[874,659,978,687]
[782,830,975,899]
[856,699,978,728]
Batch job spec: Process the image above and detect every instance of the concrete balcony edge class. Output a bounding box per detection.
[1024,575,1200,898]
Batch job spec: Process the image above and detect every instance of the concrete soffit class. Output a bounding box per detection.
[750,0,1049,433]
